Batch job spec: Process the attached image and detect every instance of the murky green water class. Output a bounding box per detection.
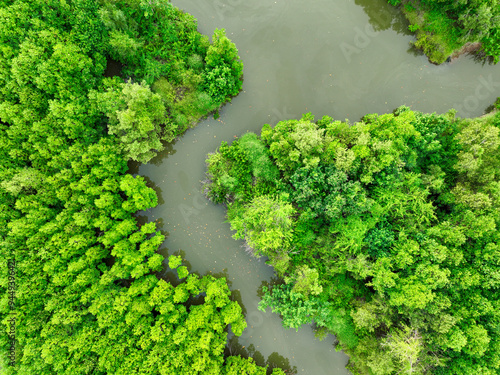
[136,0,500,373]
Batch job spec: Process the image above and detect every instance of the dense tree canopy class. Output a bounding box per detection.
[1,0,498,373]
[205,107,500,374]
[0,0,286,374]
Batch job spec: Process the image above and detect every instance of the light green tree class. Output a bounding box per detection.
[91,79,170,163]
[228,195,295,257]
[381,326,424,375]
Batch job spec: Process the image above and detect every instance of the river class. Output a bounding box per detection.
[135,0,500,373]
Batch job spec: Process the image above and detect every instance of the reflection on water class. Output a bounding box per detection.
[225,336,299,374]
[354,0,410,34]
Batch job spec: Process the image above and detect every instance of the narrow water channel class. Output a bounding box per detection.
[136,0,500,373]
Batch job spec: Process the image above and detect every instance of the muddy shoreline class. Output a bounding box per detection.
[449,42,482,62]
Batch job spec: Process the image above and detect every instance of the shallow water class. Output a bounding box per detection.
[137,0,500,373]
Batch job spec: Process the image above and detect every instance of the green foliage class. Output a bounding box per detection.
[204,140,254,203]
[203,65,238,104]
[203,28,244,105]
[315,307,359,350]
[120,174,158,211]
[224,355,286,375]
[224,356,268,375]
[206,106,500,374]
[365,222,395,258]
[168,255,183,269]
[238,133,279,182]
[285,265,323,298]
[261,114,325,177]
[380,326,425,375]
[287,164,371,223]
[389,0,500,63]
[482,29,500,63]
[258,284,320,331]
[203,134,279,205]
[108,29,143,65]
[99,0,241,133]
[228,195,295,262]
[91,79,168,163]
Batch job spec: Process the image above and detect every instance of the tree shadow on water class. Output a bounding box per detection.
[127,139,177,174]
[141,175,165,205]
[406,43,425,58]
[225,336,298,375]
[201,269,248,316]
[265,351,298,375]
[257,276,284,299]
[156,249,193,283]
[354,0,411,35]
[148,139,177,166]
[135,214,167,235]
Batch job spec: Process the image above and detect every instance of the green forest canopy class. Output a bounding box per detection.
[0,0,285,374]
[204,106,500,375]
[1,0,500,374]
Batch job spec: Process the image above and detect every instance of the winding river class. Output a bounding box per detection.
[134,0,500,373]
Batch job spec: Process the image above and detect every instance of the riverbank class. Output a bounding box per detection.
[399,0,463,64]
[397,0,488,64]
[450,42,483,62]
